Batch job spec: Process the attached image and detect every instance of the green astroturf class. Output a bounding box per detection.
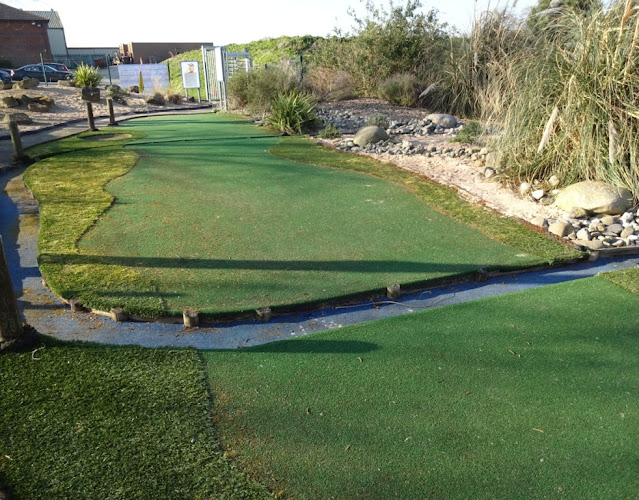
[71,113,550,315]
[0,341,269,499]
[202,276,639,499]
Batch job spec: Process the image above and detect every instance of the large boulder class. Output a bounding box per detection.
[13,78,39,90]
[3,113,33,125]
[1,81,12,90]
[426,113,457,129]
[555,180,634,215]
[57,79,75,87]
[353,126,389,147]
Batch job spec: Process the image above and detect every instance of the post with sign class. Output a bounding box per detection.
[180,61,201,103]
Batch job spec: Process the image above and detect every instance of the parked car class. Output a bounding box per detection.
[46,62,70,72]
[0,68,11,83]
[10,64,72,82]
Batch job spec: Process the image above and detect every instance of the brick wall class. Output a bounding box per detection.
[0,21,52,67]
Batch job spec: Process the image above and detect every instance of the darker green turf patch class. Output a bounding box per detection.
[0,339,269,500]
[203,276,639,499]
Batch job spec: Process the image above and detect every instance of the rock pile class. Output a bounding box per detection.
[532,208,639,250]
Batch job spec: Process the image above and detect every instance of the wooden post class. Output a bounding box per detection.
[0,236,23,345]
[386,284,401,300]
[85,101,97,131]
[255,307,272,322]
[183,309,199,328]
[107,97,118,126]
[474,267,489,282]
[8,119,26,162]
[69,298,84,313]
[110,307,127,322]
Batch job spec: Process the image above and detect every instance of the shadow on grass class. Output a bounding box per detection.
[40,253,490,274]
[237,339,380,354]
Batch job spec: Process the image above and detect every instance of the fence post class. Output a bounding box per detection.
[7,119,27,162]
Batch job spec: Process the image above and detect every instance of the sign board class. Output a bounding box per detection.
[118,64,170,89]
[180,61,200,89]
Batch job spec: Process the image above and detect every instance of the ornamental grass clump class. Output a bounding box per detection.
[494,1,639,199]
[268,91,317,135]
[72,63,102,88]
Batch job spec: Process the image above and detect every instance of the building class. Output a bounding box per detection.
[0,2,52,67]
[118,42,212,64]
[26,9,68,63]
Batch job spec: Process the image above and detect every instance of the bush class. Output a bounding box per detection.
[306,67,355,101]
[226,66,301,115]
[450,121,483,144]
[165,91,183,104]
[377,73,421,107]
[366,113,390,128]
[226,71,251,108]
[106,85,128,105]
[420,5,532,118]
[308,1,448,96]
[73,63,102,87]
[267,91,317,135]
[318,123,342,138]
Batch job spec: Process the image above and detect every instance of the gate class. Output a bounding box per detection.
[201,46,252,109]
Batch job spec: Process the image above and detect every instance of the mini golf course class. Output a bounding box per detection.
[23,113,580,319]
[2,112,638,499]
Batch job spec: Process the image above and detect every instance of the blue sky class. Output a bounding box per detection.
[4,0,539,47]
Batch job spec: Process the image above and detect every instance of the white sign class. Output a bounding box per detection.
[214,46,225,82]
[180,61,200,89]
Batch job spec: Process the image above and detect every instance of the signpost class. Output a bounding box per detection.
[180,61,201,102]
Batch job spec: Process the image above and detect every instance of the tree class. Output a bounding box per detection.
[0,236,23,347]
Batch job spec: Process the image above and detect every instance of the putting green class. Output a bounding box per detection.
[70,113,545,315]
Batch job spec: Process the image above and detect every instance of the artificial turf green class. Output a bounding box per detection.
[203,276,639,499]
[27,112,576,317]
[0,339,269,500]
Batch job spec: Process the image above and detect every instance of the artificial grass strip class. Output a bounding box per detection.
[270,136,583,264]
[0,339,269,500]
[23,140,163,316]
[203,276,639,499]
[600,267,639,295]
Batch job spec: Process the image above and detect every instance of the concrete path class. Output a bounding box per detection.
[1,113,638,349]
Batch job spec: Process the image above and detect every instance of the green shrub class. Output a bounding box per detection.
[72,63,102,87]
[226,66,301,115]
[450,121,483,144]
[308,1,448,96]
[306,67,355,101]
[226,71,251,108]
[318,123,341,138]
[366,113,390,128]
[378,73,421,107]
[267,91,317,135]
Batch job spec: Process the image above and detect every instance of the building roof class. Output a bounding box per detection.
[27,9,63,29]
[0,2,48,22]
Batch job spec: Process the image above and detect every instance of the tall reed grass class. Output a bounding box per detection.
[493,0,639,198]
